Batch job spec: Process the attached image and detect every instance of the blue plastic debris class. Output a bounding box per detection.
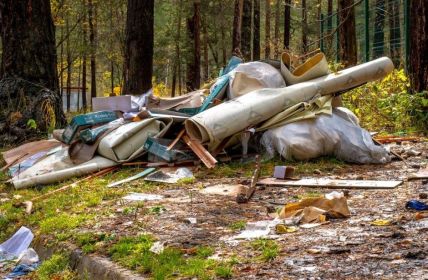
[405,200,428,211]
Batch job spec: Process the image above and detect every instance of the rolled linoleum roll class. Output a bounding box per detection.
[184,57,394,149]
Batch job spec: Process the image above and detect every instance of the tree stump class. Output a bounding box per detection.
[0,78,66,146]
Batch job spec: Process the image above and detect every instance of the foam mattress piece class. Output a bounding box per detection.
[185,57,394,148]
[12,147,117,189]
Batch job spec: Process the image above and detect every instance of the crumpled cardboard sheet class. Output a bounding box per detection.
[1,139,62,165]
[147,89,206,111]
[184,57,394,149]
[279,195,351,224]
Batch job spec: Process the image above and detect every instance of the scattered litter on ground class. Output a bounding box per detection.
[122,193,164,202]
[149,241,165,255]
[199,184,244,197]
[258,178,402,189]
[107,168,156,188]
[279,191,350,224]
[405,200,428,211]
[273,165,295,179]
[370,219,392,226]
[0,227,34,258]
[144,167,194,184]
[0,227,39,280]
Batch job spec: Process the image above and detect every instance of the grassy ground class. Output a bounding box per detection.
[0,156,346,279]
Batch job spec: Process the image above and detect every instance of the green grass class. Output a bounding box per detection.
[198,156,345,180]
[0,153,347,277]
[34,253,77,280]
[250,239,280,262]
[109,235,233,279]
[215,264,233,279]
[228,220,247,231]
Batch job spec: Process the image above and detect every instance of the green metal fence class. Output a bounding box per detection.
[318,0,408,69]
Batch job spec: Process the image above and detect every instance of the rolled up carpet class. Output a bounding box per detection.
[185,57,394,148]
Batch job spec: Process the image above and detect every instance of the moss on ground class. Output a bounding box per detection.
[109,234,234,280]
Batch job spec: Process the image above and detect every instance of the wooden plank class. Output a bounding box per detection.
[166,129,185,151]
[408,168,428,180]
[236,155,261,203]
[257,178,402,189]
[182,134,217,169]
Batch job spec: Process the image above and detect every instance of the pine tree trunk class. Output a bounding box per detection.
[274,0,280,58]
[241,0,252,61]
[186,0,201,91]
[253,0,261,60]
[302,0,308,53]
[60,26,64,107]
[0,0,65,144]
[66,17,72,112]
[284,0,291,50]
[172,0,183,97]
[88,0,97,99]
[202,17,209,81]
[409,0,428,92]
[219,2,227,66]
[82,0,88,112]
[338,0,357,66]
[327,0,333,54]
[110,3,115,96]
[317,0,322,46]
[265,0,271,59]
[373,0,385,58]
[123,0,154,95]
[387,0,401,67]
[232,0,243,54]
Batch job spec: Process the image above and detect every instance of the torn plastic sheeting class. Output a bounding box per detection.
[130,89,153,111]
[0,227,33,257]
[11,148,117,189]
[185,57,394,149]
[230,219,281,240]
[8,151,49,177]
[228,61,285,99]
[97,117,172,162]
[144,167,194,184]
[261,107,391,164]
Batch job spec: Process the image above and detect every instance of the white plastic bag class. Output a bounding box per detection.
[261,108,391,164]
[228,61,285,99]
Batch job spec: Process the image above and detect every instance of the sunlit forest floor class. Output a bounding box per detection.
[0,139,427,279]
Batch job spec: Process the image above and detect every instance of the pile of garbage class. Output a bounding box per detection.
[2,52,395,189]
[0,227,39,279]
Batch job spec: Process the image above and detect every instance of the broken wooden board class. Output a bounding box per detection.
[182,134,217,169]
[408,168,428,180]
[236,155,261,203]
[257,178,402,189]
[200,184,244,197]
